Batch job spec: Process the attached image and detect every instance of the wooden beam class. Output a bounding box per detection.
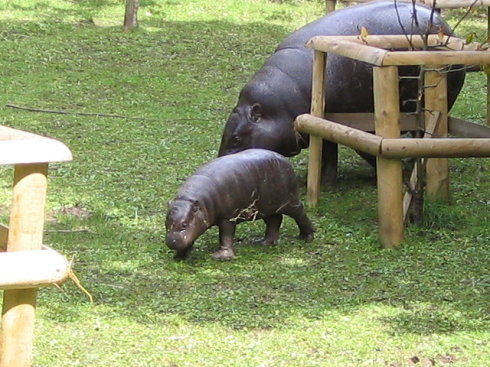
[381,138,490,158]
[295,114,382,156]
[308,35,465,51]
[0,248,70,290]
[382,50,490,66]
[307,37,387,66]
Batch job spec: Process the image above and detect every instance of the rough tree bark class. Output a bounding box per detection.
[124,0,139,31]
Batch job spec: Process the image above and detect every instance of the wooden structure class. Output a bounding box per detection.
[294,34,490,247]
[0,126,72,367]
[326,0,490,13]
[325,0,490,124]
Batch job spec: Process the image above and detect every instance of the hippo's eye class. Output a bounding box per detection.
[250,103,262,123]
[181,222,189,229]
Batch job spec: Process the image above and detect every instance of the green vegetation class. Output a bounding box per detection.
[0,1,489,366]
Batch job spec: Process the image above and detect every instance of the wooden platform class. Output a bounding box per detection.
[0,125,72,367]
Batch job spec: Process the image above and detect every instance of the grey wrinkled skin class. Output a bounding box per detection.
[218,0,465,183]
[165,149,315,260]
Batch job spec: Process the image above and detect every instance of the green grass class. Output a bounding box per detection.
[0,1,489,366]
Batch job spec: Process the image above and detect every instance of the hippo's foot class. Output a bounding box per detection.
[255,237,278,246]
[212,247,235,261]
[298,231,314,243]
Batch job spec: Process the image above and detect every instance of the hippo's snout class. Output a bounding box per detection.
[166,232,187,250]
[166,232,194,260]
[166,236,178,250]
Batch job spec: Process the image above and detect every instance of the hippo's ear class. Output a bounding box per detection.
[250,103,263,123]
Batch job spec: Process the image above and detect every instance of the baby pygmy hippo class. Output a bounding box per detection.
[165,149,314,260]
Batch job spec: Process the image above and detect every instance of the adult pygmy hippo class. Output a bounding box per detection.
[165,149,315,260]
[218,1,465,183]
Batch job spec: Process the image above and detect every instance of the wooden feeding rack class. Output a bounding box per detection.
[294,34,490,248]
[325,0,490,125]
[0,125,72,367]
[326,0,490,13]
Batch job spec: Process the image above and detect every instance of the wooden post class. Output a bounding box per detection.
[425,66,449,201]
[373,66,404,248]
[326,0,336,12]
[306,50,326,206]
[1,163,48,367]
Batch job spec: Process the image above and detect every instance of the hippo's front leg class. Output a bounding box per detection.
[212,219,236,260]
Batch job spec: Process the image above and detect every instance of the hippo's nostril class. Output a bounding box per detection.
[166,236,178,249]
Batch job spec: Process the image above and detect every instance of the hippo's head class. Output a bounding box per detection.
[165,199,208,259]
[218,50,311,158]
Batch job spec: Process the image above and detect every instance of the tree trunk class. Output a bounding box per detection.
[124,0,139,31]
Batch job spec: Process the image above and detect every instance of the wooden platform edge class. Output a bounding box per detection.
[0,246,71,289]
[0,125,73,165]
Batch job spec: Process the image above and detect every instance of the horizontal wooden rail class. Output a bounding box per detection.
[308,35,466,51]
[295,114,490,158]
[381,138,490,158]
[295,114,381,155]
[307,36,490,67]
[0,246,70,290]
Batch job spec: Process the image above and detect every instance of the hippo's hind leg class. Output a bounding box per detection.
[259,214,283,246]
[283,201,315,242]
[213,219,236,260]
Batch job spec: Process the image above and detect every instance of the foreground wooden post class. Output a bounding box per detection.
[373,66,404,248]
[1,164,48,367]
[306,50,326,206]
[425,66,449,201]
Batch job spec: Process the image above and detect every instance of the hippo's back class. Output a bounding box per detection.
[195,149,296,193]
[266,0,464,113]
[278,1,446,50]
[178,149,298,219]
